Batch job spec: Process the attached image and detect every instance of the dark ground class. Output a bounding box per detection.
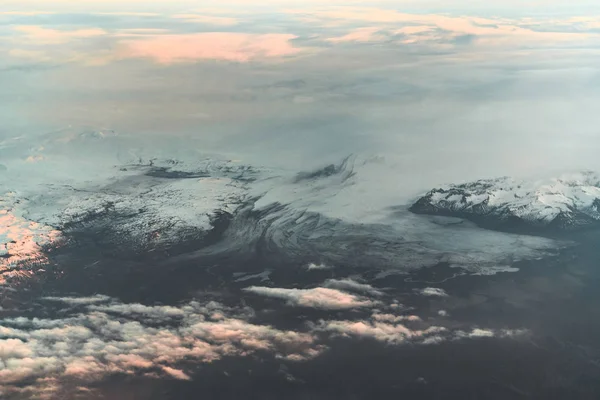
[3,222,600,400]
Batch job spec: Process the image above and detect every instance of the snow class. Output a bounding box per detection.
[415,171,600,227]
[0,196,62,285]
[0,127,574,282]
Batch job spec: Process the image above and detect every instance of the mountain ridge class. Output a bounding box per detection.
[410,171,600,232]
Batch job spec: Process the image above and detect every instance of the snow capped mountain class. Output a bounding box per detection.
[410,171,600,231]
[0,127,567,288]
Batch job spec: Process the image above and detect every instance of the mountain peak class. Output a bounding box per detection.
[410,172,600,232]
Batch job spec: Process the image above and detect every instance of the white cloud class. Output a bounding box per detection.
[243,286,378,309]
[89,302,187,319]
[418,287,448,297]
[306,263,332,270]
[315,314,446,344]
[323,278,384,296]
[315,311,528,346]
[0,298,321,397]
[161,366,191,380]
[0,291,530,397]
[372,313,421,323]
[41,295,111,305]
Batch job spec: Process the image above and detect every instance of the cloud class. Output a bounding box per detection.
[295,7,597,47]
[116,28,171,35]
[306,263,332,270]
[0,289,530,398]
[119,32,303,64]
[323,278,384,296]
[326,27,387,43]
[417,287,448,297]
[41,295,112,305]
[89,302,187,319]
[13,25,108,45]
[161,366,191,380]
[372,313,421,323]
[172,13,239,26]
[0,298,321,397]
[243,286,378,309]
[315,313,446,344]
[0,11,55,16]
[454,328,528,339]
[94,12,160,17]
[464,328,494,338]
[314,311,528,346]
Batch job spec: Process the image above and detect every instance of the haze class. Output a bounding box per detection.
[2,0,600,195]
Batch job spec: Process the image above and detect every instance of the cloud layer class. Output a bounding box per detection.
[0,288,529,398]
[0,298,321,398]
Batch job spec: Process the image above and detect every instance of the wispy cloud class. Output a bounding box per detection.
[172,13,239,26]
[314,311,528,346]
[41,295,112,305]
[13,25,108,45]
[316,318,447,344]
[326,26,387,43]
[118,32,303,64]
[323,278,384,296]
[0,11,55,16]
[293,7,598,47]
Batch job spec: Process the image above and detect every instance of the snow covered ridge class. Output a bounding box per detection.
[0,195,63,285]
[410,171,600,231]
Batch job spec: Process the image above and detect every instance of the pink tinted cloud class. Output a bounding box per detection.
[172,13,239,26]
[317,317,446,344]
[14,25,107,44]
[298,7,594,45]
[243,286,378,309]
[0,299,323,397]
[161,366,191,380]
[119,32,302,64]
[326,27,386,43]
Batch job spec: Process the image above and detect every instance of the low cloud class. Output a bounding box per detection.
[314,312,446,344]
[0,298,321,398]
[243,286,378,309]
[417,287,448,297]
[0,291,530,397]
[41,295,112,305]
[323,278,384,296]
[314,311,528,346]
[306,263,332,270]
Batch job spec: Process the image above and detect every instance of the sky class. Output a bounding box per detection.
[2,0,600,187]
[3,4,600,396]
